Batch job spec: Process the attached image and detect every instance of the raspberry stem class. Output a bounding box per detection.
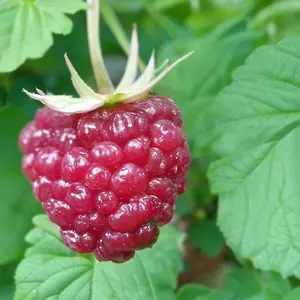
[101,0,146,71]
[87,0,114,94]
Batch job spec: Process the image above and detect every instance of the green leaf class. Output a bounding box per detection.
[31,215,61,240]
[224,269,290,300]
[7,75,42,118]
[0,262,17,300]
[204,36,300,277]
[175,188,196,216]
[246,290,282,300]
[15,215,182,300]
[251,1,300,29]
[260,272,291,296]
[0,0,87,72]
[156,22,263,217]
[176,284,230,300]
[177,269,289,300]
[0,106,41,264]
[246,291,281,300]
[283,287,300,300]
[223,269,262,299]
[186,8,243,35]
[156,22,263,153]
[108,0,145,13]
[151,0,188,12]
[245,294,265,300]
[188,220,224,257]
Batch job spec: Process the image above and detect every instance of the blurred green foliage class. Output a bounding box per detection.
[2,0,300,299]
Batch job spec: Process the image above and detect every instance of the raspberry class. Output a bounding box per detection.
[34,147,61,180]
[96,191,119,215]
[44,199,74,228]
[19,96,190,263]
[22,153,38,181]
[135,224,159,249]
[61,147,90,181]
[107,195,164,232]
[110,163,147,199]
[84,164,111,190]
[66,183,95,213]
[91,142,123,168]
[33,176,53,203]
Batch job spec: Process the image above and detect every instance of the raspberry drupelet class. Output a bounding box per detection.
[19,96,190,263]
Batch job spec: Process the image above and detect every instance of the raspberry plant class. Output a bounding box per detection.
[3,0,300,299]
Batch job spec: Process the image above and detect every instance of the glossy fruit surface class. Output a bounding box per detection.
[19,96,190,263]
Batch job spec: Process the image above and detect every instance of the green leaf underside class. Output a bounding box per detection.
[0,0,87,72]
[15,215,182,300]
[0,106,41,264]
[203,36,300,277]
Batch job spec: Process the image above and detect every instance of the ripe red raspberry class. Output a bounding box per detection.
[19,96,190,263]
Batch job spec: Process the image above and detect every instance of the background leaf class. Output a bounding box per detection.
[204,36,300,277]
[151,0,188,12]
[176,284,229,300]
[223,269,262,299]
[260,271,291,296]
[0,0,86,72]
[187,220,224,257]
[177,269,291,300]
[0,106,41,265]
[2,0,300,297]
[0,262,17,300]
[108,0,145,13]
[283,287,300,300]
[15,215,182,300]
[156,21,264,153]
[7,76,42,118]
[155,21,264,220]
